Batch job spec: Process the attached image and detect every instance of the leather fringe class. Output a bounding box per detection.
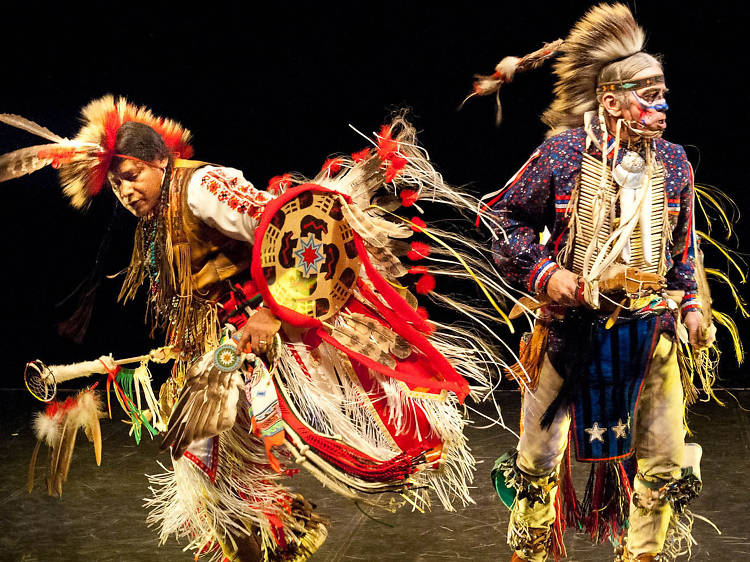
[506,318,550,392]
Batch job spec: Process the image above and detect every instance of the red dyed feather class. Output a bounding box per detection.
[407,241,430,260]
[400,189,419,207]
[390,154,408,171]
[267,173,292,195]
[415,306,434,335]
[410,216,426,232]
[377,125,399,160]
[415,274,436,295]
[321,157,342,177]
[37,146,79,169]
[36,146,77,161]
[409,265,428,275]
[85,109,123,196]
[351,147,372,162]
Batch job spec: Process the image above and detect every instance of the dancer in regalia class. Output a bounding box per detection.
[467,4,741,561]
[1,98,507,561]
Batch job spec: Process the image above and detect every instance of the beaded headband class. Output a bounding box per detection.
[597,74,664,94]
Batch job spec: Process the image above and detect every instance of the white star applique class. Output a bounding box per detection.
[611,419,628,439]
[585,422,606,443]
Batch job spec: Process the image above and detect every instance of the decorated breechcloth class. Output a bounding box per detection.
[547,311,662,461]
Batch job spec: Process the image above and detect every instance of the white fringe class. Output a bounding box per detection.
[145,406,308,561]
[275,337,475,511]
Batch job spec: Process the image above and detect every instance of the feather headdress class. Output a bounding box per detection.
[465,4,645,132]
[1,95,193,208]
[542,3,645,136]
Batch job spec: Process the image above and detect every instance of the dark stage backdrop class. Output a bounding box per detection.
[1,2,748,390]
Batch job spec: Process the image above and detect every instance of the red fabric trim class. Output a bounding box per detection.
[276,380,418,481]
[182,436,220,482]
[527,258,553,293]
[475,150,542,226]
[356,280,469,401]
[681,204,693,263]
[355,236,429,332]
[552,229,567,256]
[345,337,442,457]
[536,263,560,294]
[681,166,695,263]
[317,327,463,398]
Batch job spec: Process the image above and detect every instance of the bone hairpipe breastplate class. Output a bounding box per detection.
[570,152,667,279]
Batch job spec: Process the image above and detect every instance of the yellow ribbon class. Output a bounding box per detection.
[372,206,514,332]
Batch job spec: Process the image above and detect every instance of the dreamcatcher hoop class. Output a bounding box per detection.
[23,348,172,403]
[24,360,56,402]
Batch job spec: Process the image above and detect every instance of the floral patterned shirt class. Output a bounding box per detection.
[490,126,699,313]
[187,166,273,243]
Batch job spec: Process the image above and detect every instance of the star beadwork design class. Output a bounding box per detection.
[293,234,325,277]
[585,421,606,443]
[611,419,628,439]
[213,344,241,372]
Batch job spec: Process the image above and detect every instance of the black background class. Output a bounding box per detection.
[1,2,747,388]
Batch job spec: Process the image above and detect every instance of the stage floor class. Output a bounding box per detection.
[1,389,748,561]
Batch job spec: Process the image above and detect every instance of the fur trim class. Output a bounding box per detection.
[33,410,62,447]
[68,389,103,426]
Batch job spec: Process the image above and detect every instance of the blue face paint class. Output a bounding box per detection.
[630,90,668,125]
[632,91,669,113]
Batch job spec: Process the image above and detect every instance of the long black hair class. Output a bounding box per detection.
[113,121,169,162]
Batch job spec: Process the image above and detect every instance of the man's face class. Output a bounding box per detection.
[109,157,167,216]
[619,66,669,133]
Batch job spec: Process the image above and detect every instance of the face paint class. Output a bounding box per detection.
[631,91,669,124]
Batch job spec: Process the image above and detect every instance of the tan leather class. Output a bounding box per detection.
[176,168,252,297]
[509,526,552,562]
[621,550,661,561]
[598,264,666,295]
[508,265,665,319]
[509,295,551,319]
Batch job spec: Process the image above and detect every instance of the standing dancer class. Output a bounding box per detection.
[468,4,740,561]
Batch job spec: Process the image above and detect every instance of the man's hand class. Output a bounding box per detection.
[234,308,282,355]
[546,269,580,306]
[684,310,714,349]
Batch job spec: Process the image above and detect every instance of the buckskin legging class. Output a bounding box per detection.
[512,334,684,559]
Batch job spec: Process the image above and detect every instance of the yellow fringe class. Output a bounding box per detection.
[694,183,737,240]
[696,230,746,283]
[705,268,749,318]
[713,310,743,365]
[372,206,514,333]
